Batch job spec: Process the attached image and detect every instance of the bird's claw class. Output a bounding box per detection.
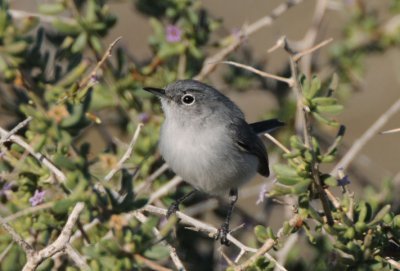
[215,222,231,246]
[166,201,180,218]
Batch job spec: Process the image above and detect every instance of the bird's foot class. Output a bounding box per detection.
[166,201,180,218]
[215,222,231,246]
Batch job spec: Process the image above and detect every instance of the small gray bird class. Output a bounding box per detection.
[144,80,283,245]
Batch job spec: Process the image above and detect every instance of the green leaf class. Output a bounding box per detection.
[291,179,312,194]
[268,184,292,197]
[53,19,81,34]
[38,3,65,15]
[324,176,338,187]
[144,245,170,260]
[254,225,268,242]
[89,35,103,55]
[4,41,29,55]
[368,204,391,226]
[316,104,344,115]
[304,75,321,99]
[311,97,338,105]
[71,32,88,53]
[273,164,298,177]
[312,112,339,127]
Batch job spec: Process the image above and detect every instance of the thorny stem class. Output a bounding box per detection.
[286,39,334,226]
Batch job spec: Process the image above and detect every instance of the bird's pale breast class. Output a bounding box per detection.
[159,119,259,195]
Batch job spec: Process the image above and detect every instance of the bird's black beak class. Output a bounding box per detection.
[143,87,166,98]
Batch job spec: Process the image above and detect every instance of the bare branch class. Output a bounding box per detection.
[65,244,90,270]
[22,202,85,271]
[8,9,76,24]
[222,61,293,86]
[194,0,304,81]
[134,254,173,271]
[134,212,186,271]
[264,133,291,154]
[79,36,122,90]
[135,163,169,194]
[386,257,400,270]
[0,117,32,146]
[140,205,257,253]
[0,241,14,262]
[293,38,333,62]
[3,202,54,223]
[381,127,400,134]
[0,214,35,257]
[105,123,144,181]
[284,38,334,226]
[148,176,183,204]
[0,126,67,183]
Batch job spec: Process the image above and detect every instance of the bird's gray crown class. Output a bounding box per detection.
[162,79,245,121]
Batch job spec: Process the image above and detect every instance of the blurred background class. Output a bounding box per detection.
[1,0,400,270]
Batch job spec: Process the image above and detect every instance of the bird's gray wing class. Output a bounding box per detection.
[250,119,285,134]
[229,118,269,177]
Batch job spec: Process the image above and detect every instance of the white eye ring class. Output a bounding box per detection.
[181,94,195,105]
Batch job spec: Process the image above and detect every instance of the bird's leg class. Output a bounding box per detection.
[216,188,238,246]
[166,190,197,218]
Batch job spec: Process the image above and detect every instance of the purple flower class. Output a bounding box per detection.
[0,182,12,197]
[138,112,151,124]
[166,25,182,43]
[29,190,46,206]
[338,175,350,187]
[256,184,268,205]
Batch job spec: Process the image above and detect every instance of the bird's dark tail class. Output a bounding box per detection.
[250,119,285,134]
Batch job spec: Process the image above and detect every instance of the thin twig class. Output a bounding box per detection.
[22,202,85,271]
[70,218,100,243]
[79,36,122,89]
[134,212,186,271]
[332,98,400,175]
[293,38,333,62]
[104,123,144,181]
[386,257,400,270]
[3,202,54,223]
[65,244,91,270]
[0,241,14,262]
[8,9,76,24]
[222,61,294,86]
[234,239,275,271]
[0,215,35,257]
[135,163,169,194]
[380,127,400,134]
[264,133,291,154]
[294,0,329,75]
[274,233,298,271]
[194,0,304,81]
[284,38,334,225]
[148,176,183,204]
[0,126,67,183]
[140,205,257,253]
[134,254,173,271]
[0,117,32,146]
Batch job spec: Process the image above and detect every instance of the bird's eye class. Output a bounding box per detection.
[181,94,195,105]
